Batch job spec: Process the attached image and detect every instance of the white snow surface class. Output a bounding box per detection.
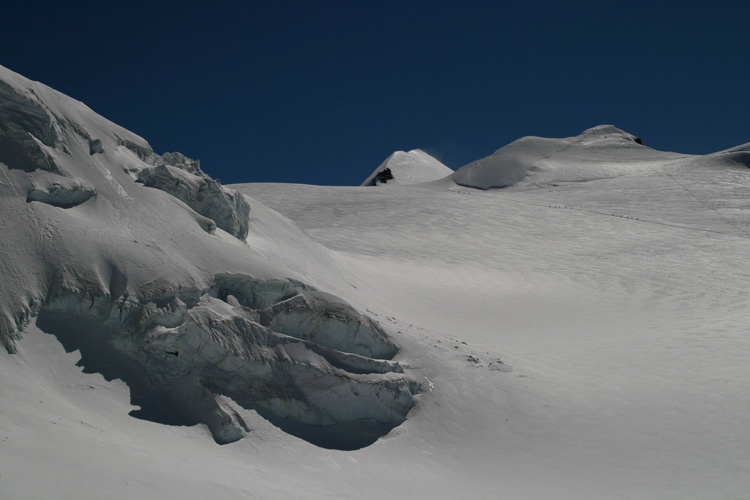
[1,64,749,500]
[450,124,692,189]
[361,148,453,186]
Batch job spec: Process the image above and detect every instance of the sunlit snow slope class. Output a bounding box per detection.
[1,63,749,500]
[235,131,750,499]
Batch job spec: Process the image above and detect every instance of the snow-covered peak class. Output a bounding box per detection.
[451,125,683,190]
[362,148,453,186]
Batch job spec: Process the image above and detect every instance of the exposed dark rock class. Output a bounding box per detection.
[369,167,394,185]
[88,138,103,155]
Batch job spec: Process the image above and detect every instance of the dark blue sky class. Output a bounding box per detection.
[1,1,748,185]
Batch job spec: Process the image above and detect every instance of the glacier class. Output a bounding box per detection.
[1,64,749,500]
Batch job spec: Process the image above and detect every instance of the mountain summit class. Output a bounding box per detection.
[362,148,453,186]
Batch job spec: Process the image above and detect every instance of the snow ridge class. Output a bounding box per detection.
[451,125,675,189]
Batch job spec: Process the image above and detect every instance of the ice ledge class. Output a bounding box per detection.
[20,273,419,449]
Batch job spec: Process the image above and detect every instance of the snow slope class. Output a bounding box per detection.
[235,137,750,499]
[1,65,749,500]
[361,148,452,186]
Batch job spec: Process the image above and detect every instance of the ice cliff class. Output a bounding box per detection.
[0,64,419,448]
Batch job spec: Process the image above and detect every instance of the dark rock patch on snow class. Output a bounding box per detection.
[88,138,103,155]
[368,167,394,185]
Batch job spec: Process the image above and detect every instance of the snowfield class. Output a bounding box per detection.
[1,64,749,499]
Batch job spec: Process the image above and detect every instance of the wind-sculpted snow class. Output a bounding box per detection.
[37,274,416,447]
[451,125,682,189]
